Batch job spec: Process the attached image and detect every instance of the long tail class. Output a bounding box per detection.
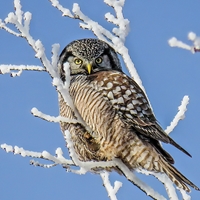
[119,130,199,192]
[160,157,199,192]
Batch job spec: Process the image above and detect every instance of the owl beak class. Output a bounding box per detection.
[86,63,92,74]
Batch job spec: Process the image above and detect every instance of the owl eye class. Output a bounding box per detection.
[95,57,103,64]
[74,58,83,65]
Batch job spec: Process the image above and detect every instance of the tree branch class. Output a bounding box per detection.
[168,32,200,53]
[165,95,189,135]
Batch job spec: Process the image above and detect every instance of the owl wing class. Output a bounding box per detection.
[88,70,191,158]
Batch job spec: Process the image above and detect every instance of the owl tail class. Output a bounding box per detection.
[160,158,200,192]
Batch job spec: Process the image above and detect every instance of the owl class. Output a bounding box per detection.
[57,38,199,192]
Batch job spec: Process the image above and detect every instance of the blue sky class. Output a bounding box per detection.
[0,0,200,199]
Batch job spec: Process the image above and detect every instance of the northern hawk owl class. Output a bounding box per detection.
[58,38,199,192]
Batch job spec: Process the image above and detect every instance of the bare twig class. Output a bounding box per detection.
[0,64,45,77]
[165,96,189,135]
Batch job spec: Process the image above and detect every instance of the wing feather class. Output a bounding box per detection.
[88,70,191,157]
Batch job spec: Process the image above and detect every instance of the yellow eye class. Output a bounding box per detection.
[95,57,103,64]
[74,58,83,65]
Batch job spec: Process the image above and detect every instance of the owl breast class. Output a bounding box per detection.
[69,71,153,163]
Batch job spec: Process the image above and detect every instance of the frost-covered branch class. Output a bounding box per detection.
[0,0,58,78]
[138,169,191,200]
[1,130,167,200]
[179,189,191,200]
[168,32,200,53]
[0,0,80,119]
[138,169,179,200]
[0,64,44,77]
[165,95,189,135]
[100,172,122,200]
[31,107,79,124]
[0,0,53,74]
[0,143,74,167]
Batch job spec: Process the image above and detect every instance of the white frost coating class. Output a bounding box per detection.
[187,31,200,51]
[1,144,42,157]
[1,144,14,152]
[31,107,79,124]
[55,147,63,157]
[165,95,189,135]
[5,12,18,24]
[23,12,32,32]
[113,181,123,194]
[0,64,45,76]
[114,159,166,200]
[40,148,74,166]
[56,62,75,111]
[0,22,21,36]
[139,169,179,200]
[51,43,60,71]
[2,142,74,166]
[179,189,191,200]
[30,160,58,168]
[169,32,200,53]
[104,0,129,41]
[50,0,73,17]
[188,32,196,41]
[0,3,58,78]
[168,37,191,50]
[61,62,90,129]
[35,40,45,59]
[100,171,121,200]
[14,0,23,24]
[52,70,84,123]
[42,151,55,160]
[63,62,70,90]
[10,70,22,77]
[14,146,42,157]
[64,130,86,169]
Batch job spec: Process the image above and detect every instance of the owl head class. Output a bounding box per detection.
[58,38,122,82]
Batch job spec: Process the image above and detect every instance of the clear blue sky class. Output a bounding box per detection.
[0,0,200,199]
